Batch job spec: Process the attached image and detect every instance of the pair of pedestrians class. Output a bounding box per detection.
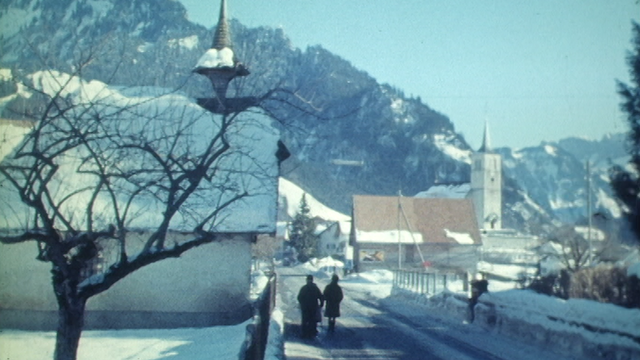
[297,274,343,338]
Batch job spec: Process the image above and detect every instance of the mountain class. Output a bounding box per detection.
[498,134,627,227]
[0,0,629,237]
[278,177,350,222]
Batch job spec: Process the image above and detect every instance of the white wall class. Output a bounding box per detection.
[0,233,253,329]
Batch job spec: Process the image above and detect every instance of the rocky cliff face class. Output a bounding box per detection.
[0,0,627,236]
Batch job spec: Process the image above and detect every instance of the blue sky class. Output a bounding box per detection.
[179,0,639,149]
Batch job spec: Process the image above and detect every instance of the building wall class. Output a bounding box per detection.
[0,233,253,330]
[354,242,480,273]
[318,224,349,258]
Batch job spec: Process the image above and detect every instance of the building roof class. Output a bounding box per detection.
[414,183,471,199]
[352,195,481,245]
[212,0,231,50]
[0,71,280,234]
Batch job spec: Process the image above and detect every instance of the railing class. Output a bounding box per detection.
[393,269,467,295]
[242,272,277,360]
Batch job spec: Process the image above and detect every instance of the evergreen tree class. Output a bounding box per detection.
[611,21,640,243]
[289,194,318,262]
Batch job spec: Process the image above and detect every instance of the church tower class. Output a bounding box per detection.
[469,122,502,230]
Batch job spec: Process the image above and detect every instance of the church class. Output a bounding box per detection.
[469,123,502,231]
[467,123,540,279]
[349,122,540,276]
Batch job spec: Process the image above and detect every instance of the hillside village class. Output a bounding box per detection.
[0,0,639,359]
[275,125,639,290]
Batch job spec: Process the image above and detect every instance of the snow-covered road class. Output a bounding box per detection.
[278,266,577,360]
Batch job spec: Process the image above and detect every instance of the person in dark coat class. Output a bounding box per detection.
[323,274,344,333]
[297,275,324,338]
[468,279,488,323]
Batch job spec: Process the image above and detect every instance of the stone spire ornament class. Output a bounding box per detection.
[193,0,249,113]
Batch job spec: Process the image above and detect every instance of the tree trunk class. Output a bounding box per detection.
[54,296,86,360]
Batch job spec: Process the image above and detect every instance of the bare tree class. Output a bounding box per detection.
[551,225,591,272]
[0,58,286,359]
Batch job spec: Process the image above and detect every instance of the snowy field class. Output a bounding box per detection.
[1,258,639,359]
[0,322,250,360]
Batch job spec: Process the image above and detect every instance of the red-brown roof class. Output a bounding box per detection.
[352,195,481,245]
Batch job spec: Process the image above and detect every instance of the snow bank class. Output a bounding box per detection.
[355,229,423,244]
[343,269,394,285]
[393,285,640,360]
[0,322,251,360]
[486,290,640,339]
[475,291,640,360]
[264,307,285,360]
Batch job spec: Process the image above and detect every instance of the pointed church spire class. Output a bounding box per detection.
[212,0,231,50]
[478,121,492,153]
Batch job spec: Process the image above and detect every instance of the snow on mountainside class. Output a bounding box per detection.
[0,0,630,238]
[499,134,627,225]
[278,177,350,222]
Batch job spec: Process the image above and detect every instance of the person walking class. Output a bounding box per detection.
[297,275,324,338]
[323,274,344,333]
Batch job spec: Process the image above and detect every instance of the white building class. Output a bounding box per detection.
[469,122,503,230]
[317,221,351,258]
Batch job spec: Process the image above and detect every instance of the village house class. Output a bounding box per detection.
[350,195,482,273]
[349,123,551,277]
[0,0,286,330]
[316,220,351,258]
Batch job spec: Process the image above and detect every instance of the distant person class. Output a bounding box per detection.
[297,275,324,338]
[468,279,488,323]
[323,274,344,333]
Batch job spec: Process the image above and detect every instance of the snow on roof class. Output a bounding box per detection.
[444,229,474,244]
[0,71,280,233]
[314,222,330,235]
[194,47,235,70]
[415,183,471,199]
[355,229,423,244]
[353,195,481,245]
[337,221,351,235]
[276,221,289,239]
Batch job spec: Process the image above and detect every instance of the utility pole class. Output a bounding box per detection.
[586,161,593,266]
[397,190,402,269]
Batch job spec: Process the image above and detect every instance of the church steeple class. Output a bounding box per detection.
[478,121,492,153]
[193,0,249,112]
[212,0,231,50]
[469,120,502,230]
